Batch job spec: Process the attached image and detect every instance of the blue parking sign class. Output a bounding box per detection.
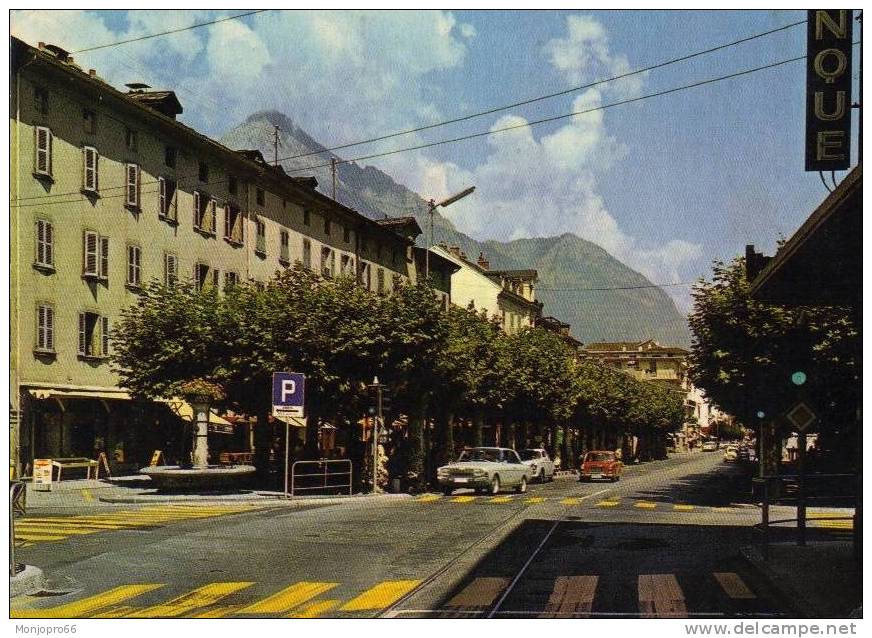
[272,372,305,418]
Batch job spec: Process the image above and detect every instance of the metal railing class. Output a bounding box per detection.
[10,480,26,577]
[753,473,857,560]
[288,459,352,498]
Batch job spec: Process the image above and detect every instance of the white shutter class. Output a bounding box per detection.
[35,220,53,266]
[36,306,45,350]
[43,306,54,351]
[78,312,87,355]
[101,317,109,356]
[207,199,217,233]
[193,191,201,228]
[99,236,109,279]
[224,204,231,238]
[44,221,53,265]
[83,147,98,191]
[83,231,98,275]
[165,253,178,287]
[35,127,51,175]
[126,164,139,207]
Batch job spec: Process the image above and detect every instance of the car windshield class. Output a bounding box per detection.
[518,450,540,461]
[457,449,500,463]
[585,452,613,462]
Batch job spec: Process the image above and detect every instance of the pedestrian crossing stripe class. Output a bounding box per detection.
[13,505,264,545]
[450,495,476,503]
[416,495,441,502]
[634,501,657,509]
[11,572,759,619]
[560,498,581,505]
[524,497,545,504]
[597,500,620,507]
[490,496,513,503]
[673,504,694,511]
[809,519,853,529]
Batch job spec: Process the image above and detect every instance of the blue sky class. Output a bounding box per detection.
[10,9,860,312]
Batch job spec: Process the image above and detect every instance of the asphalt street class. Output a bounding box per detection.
[11,451,850,619]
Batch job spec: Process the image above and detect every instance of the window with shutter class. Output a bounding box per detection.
[34,126,52,176]
[35,219,53,268]
[77,312,107,358]
[78,312,87,355]
[82,231,99,276]
[302,239,312,270]
[101,316,109,356]
[82,146,98,192]
[159,177,166,216]
[36,304,54,352]
[99,237,109,280]
[205,199,217,234]
[125,163,140,207]
[164,252,178,287]
[127,245,141,287]
[193,191,203,229]
[280,229,290,263]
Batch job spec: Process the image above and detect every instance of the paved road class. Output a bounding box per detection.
[11,451,849,619]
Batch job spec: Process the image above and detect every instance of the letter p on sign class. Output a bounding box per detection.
[281,380,296,402]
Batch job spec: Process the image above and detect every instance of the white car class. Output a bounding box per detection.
[701,440,718,452]
[437,447,530,496]
[519,448,555,483]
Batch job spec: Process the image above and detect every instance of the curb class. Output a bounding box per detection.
[11,564,46,598]
[98,491,413,505]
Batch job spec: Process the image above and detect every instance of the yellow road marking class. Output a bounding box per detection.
[190,605,245,618]
[237,581,339,614]
[81,489,94,502]
[11,584,164,618]
[339,580,421,611]
[450,495,476,503]
[810,519,853,529]
[634,501,657,509]
[489,496,512,503]
[713,572,756,600]
[560,498,581,505]
[91,605,135,618]
[15,526,98,536]
[524,497,545,504]
[416,495,441,502]
[597,500,620,507]
[14,533,70,542]
[541,575,598,618]
[446,577,509,609]
[287,600,340,618]
[673,504,694,512]
[638,574,687,618]
[126,581,254,618]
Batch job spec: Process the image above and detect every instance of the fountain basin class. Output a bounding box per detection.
[139,465,256,491]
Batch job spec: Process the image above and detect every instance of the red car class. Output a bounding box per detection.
[580,451,623,482]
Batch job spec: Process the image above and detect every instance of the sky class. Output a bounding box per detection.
[9,9,861,312]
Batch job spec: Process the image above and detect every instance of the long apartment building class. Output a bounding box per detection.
[9,36,456,477]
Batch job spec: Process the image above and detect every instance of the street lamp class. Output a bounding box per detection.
[425,186,475,279]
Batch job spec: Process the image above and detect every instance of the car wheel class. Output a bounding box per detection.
[515,476,527,494]
[442,487,453,496]
[489,475,501,495]
[539,469,546,483]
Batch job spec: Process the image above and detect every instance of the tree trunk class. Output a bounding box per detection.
[406,393,427,492]
[472,410,484,448]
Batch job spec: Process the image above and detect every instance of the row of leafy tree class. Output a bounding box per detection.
[112,266,685,490]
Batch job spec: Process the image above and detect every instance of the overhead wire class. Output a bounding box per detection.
[280,18,808,161]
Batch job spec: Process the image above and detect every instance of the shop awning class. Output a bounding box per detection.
[160,399,235,434]
[28,388,132,401]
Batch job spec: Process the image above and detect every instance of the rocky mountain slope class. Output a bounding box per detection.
[220,111,690,346]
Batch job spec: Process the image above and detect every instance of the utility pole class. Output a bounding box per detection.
[425,199,435,280]
[272,125,281,166]
[368,376,383,494]
[331,158,338,201]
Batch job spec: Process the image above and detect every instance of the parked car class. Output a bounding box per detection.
[437,447,530,496]
[579,450,623,482]
[701,440,718,452]
[519,448,555,483]
[723,446,738,462]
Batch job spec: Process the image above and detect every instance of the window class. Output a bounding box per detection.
[303,209,311,226]
[228,175,238,195]
[82,108,97,134]
[165,146,177,168]
[256,188,265,206]
[279,229,290,263]
[343,226,351,243]
[34,86,48,115]
[164,252,178,287]
[36,304,54,352]
[194,263,216,292]
[324,217,331,236]
[358,262,371,290]
[82,146,98,192]
[82,231,109,280]
[255,218,266,255]
[78,312,109,358]
[34,219,53,268]
[193,191,213,231]
[377,268,385,294]
[198,162,209,183]
[302,239,312,270]
[224,204,244,245]
[125,163,140,208]
[321,246,335,277]
[126,245,142,288]
[125,128,137,151]
[158,177,178,221]
[34,126,52,177]
[340,254,354,276]
[224,271,239,290]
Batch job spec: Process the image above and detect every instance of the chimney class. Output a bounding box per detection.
[89,69,96,77]
[448,245,461,258]
[38,42,45,50]
[477,252,490,270]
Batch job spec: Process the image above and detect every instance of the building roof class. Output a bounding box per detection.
[375,216,423,238]
[486,269,538,281]
[750,165,861,306]
[583,340,688,356]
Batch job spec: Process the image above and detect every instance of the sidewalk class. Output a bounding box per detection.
[20,475,411,509]
[741,540,862,618]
